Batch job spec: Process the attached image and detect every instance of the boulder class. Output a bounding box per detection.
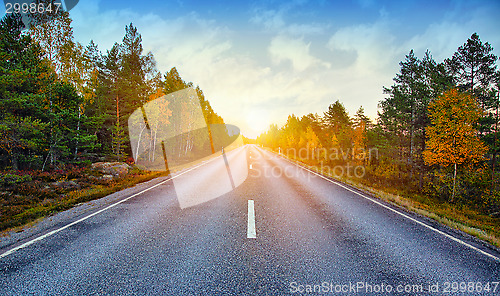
[91,162,131,178]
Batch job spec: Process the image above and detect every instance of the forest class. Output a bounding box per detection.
[0,11,224,172]
[0,9,227,230]
[257,33,500,216]
[1,4,499,242]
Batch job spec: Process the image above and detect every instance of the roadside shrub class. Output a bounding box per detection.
[35,170,65,182]
[13,180,58,201]
[65,165,88,179]
[0,173,32,186]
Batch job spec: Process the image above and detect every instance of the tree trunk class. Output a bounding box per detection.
[11,152,18,171]
[116,96,120,158]
[152,129,157,162]
[74,106,81,159]
[419,172,423,190]
[492,93,499,191]
[452,162,457,202]
[134,124,147,163]
[409,97,415,179]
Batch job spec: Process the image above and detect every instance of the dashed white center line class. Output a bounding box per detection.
[247,200,256,238]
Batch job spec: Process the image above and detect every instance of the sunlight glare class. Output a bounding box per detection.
[246,109,270,134]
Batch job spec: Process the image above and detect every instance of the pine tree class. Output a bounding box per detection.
[446,33,498,103]
[322,100,351,154]
[379,50,452,181]
[352,107,371,163]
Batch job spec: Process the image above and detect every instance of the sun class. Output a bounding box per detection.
[246,109,270,135]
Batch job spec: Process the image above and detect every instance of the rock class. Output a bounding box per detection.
[91,162,131,178]
[99,175,114,182]
[51,180,81,191]
[490,211,500,218]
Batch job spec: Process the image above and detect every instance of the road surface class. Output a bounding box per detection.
[1,145,499,295]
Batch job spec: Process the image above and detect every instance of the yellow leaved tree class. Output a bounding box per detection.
[423,89,487,201]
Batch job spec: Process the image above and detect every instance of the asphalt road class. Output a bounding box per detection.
[1,145,500,295]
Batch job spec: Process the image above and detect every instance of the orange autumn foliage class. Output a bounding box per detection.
[423,89,487,168]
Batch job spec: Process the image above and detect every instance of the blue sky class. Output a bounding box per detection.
[4,0,500,137]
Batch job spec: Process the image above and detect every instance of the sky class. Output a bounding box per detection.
[4,0,500,138]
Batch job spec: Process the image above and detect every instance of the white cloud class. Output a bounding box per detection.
[70,0,136,50]
[69,1,339,137]
[324,20,404,121]
[403,11,500,62]
[68,0,499,138]
[269,35,330,71]
[250,3,326,36]
[327,20,400,75]
[250,9,286,31]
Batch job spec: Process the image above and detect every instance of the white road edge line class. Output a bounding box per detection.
[247,200,256,238]
[264,148,500,262]
[0,155,221,259]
